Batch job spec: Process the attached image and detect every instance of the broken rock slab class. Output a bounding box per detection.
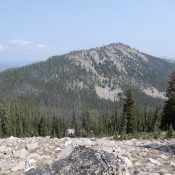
[149,158,161,165]
[26,145,128,175]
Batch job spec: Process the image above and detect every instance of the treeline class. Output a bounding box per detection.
[0,100,67,138]
[0,71,175,139]
[71,90,162,138]
[0,96,162,138]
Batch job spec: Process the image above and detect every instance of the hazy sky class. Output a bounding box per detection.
[0,0,175,63]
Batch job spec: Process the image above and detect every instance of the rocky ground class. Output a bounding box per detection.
[0,136,174,175]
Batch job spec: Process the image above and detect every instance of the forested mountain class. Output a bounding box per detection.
[0,43,174,119]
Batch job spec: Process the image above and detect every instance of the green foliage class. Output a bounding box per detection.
[0,99,67,138]
[38,114,48,137]
[51,115,67,138]
[121,113,127,134]
[151,106,161,132]
[162,71,175,130]
[166,123,174,138]
[0,100,11,137]
[121,88,137,134]
[75,119,81,137]
[0,83,172,140]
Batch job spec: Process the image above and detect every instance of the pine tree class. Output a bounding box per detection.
[122,88,137,134]
[75,119,80,137]
[135,107,144,132]
[112,106,119,134]
[81,111,92,135]
[151,106,161,133]
[0,100,11,137]
[102,112,112,136]
[14,102,24,137]
[121,113,127,134]
[166,123,174,138]
[162,71,175,130]
[38,114,48,136]
[51,115,59,137]
[58,118,67,138]
[71,112,76,129]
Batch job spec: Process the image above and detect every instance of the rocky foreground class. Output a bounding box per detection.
[0,137,174,175]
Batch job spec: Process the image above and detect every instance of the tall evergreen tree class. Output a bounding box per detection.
[51,115,60,137]
[121,88,137,134]
[75,119,81,137]
[151,106,161,132]
[162,71,175,130]
[14,102,24,137]
[71,112,76,129]
[113,106,119,133]
[38,114,48,136]
[0,100,11,137]
[81,111,92,135]
[121,113,127,134]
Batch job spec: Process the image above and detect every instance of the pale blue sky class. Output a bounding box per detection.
[0,0,175,63]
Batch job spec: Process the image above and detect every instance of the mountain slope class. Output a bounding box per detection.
[0,43,174,116]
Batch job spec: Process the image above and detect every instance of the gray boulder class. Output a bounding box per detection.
[26,145,128,175]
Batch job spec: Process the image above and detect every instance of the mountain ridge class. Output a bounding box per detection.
[64,43,172,100]
[0,43,174,116]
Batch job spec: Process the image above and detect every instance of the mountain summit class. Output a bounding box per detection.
[65,43,172,100]
[0,43,174,115]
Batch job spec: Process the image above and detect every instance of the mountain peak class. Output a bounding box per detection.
[61,43,173,102]
[67,42,148,64]
[106,42,130,48]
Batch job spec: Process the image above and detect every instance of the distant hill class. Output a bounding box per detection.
[0,43,174,117]
[0,64,10,72]
[0,60,37,72]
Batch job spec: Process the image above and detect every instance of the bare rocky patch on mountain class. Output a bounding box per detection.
[66,43,172,100]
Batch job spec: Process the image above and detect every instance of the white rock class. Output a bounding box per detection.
[159,154,168,159]
[28,159,36,166]
[121,156,133,167]
[131,139,137,141]
[134,162,142,166]
[170,161,175,167]
[8,136,18,141]
[14,148,29,158]
[11,161,25,172]
[53,138,59,142]
[45,136,50,139]
[0,145,6,153]
[84,139,93,147]
[38,155,51,160]
[56,146,73,160]
[26,142,38,151]
[135,171,146,175]
[0,146,13,155]
[25,166,35,173]
[55,147,62,151]
[65,140,72,147]
[149,158,161,165]
[48,145,55,149]
[27,153,40,159]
